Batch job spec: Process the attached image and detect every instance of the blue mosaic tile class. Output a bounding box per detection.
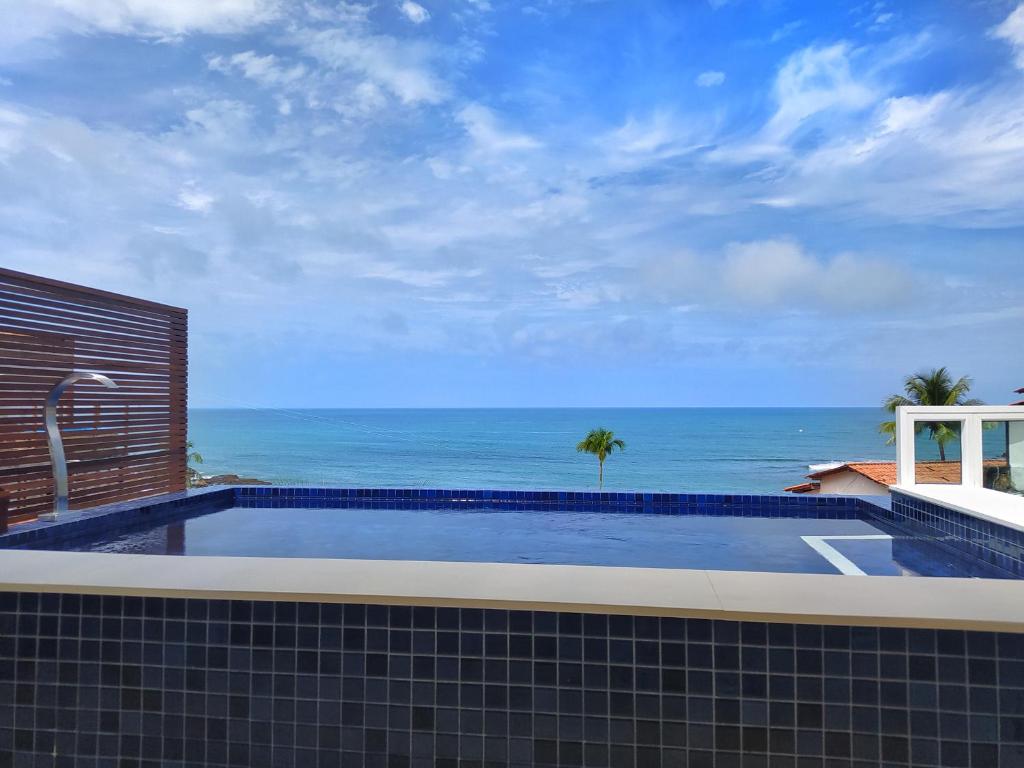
[868,493,1024,579]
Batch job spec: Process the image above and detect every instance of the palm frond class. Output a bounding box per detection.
[945,375,973,405]
[880,366,979,449]
[932,423,959,444]
[577,429,624,461]
[878,420,897,445]
[882,394,913,413]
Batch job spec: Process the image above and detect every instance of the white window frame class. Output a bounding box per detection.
[896,405,1024,487]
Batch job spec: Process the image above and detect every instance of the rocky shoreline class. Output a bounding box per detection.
[192,473,272,488]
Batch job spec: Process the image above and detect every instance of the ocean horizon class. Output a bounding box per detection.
[189,407,895,494]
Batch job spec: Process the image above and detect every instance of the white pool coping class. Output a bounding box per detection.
[1,549,1023,632]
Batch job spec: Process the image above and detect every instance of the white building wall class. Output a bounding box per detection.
[818,471,889,496]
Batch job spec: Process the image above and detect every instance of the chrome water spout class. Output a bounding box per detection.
[41,371,118,522]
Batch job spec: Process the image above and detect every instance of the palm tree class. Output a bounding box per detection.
[185,440,204,488]
[879,367,983,461]
[576,428,625,489]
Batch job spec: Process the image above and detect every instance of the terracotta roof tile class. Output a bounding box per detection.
[807,462,897,486]
[912,462,965,484]
[805,459,1007,487]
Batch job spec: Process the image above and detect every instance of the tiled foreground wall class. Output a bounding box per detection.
[2,593,1024,768]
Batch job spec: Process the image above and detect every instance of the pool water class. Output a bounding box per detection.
[51,506,998,577]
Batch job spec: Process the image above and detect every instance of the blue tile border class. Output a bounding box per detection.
[0,487,234,550]
[6,486,1024,579]
[232,487,867,518]
[0,486,873,551]
[878,491,1024,578]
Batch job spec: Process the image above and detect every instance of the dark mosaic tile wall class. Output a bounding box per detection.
[2,593,1024,768]
[883,492,1024,578]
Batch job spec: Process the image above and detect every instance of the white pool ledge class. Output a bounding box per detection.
[1,550,1023,633]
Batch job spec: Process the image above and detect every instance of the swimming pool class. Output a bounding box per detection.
[7,487,1012,578]
[4,486,1023,768]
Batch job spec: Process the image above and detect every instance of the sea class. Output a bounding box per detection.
[188,408,894,494]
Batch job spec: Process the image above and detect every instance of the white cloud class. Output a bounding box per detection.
[399,1,430,24]
[992,3,1024,69]
[595,111,711,171]
[690,35,1024,225]
[426,157,469,179]
[768,83,1024,224]
[770,20,804,43]
[346,81,389,115]
[601,114,677,155]
[637,239,910,311]
[721,239,818,305]
[177,184,216,212]
[596,27,1024,228]
[14,0,279,38]
[695,70,725,87]
[0,2,1020,384]
[297,26,448,104]
[764,43,875,142]
[721,239,906,308]
[208,51,306,87]
[456,103,541,153]
[183,100,254,143]
[361,262,483,288]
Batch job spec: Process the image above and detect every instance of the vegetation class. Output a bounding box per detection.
[879,367,983,461]
[185,440,204,488]
[576,428,626,489]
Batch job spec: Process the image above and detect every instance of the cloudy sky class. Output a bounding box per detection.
[1,0,1022,407]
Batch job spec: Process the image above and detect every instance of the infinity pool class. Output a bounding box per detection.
[44,505,1002,577]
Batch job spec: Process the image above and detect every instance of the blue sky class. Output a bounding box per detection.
[1,0,1022,407]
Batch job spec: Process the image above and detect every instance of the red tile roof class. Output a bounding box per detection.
[807,462,897,486]
[803,459,1007,488]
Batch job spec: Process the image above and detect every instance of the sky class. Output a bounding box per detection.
[0,0,1022,407]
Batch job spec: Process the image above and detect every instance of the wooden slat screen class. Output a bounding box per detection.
[0,267,187,523]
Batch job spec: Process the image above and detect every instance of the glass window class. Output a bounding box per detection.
[982,420,1024,496]
[913,420,962,484]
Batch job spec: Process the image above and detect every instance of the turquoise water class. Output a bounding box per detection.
[188,408,894,494]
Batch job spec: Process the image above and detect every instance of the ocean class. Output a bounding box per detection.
[188,408,894,494]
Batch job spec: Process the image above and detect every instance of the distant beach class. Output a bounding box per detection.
[189,408,894,494]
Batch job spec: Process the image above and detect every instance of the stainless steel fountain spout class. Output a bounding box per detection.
[41,371,118,522]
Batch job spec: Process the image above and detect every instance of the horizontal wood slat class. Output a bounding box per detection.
[0,268,187,521]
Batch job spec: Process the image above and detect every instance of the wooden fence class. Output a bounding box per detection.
[0,267,187,523]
